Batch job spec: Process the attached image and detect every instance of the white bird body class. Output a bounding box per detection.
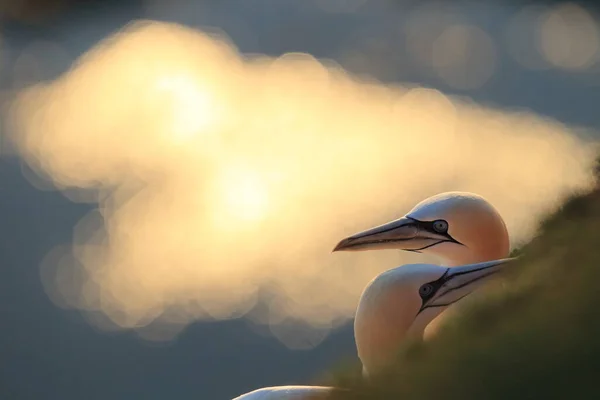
[232,386,333,400]
[233,192,512,399]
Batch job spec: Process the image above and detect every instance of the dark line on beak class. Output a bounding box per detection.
[447,264,501,279]
[351,220,418,240]
[337,217,466,251]
[338,236,421,250]
[412,240,449,251]
[341,238,455,252]
[436,270,499,299]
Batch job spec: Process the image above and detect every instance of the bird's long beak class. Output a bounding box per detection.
[333,216,448,252]
[424,258,516,310]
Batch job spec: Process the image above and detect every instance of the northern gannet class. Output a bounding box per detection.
[232,259,515,399]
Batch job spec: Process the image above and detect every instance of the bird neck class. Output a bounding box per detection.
[354,272,422,376]
[356,305,447,376]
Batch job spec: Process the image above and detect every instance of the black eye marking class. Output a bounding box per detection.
[416,267,497,315]
[417,269,450,305]
[415,269,450,314]
[419,283,435,298]
[406,217,464,247]
[432,219,448,233]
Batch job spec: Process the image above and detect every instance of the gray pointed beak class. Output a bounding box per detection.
[333,216,419,252]
[425,258,517,309]
[333,215,454,252]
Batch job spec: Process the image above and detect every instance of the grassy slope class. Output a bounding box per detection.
[326,166,600,399]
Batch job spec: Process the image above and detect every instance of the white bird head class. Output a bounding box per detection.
[333,192,510,266]
[354,258,515,375]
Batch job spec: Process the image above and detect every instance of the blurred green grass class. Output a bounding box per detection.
[325,162,600,399]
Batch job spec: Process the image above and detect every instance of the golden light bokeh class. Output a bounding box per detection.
[431,24,497,89]
[537,3,600,70]
[155,75,221,142]
[7,20,598,347]
[505,5,552,70]
[404,3,497,89]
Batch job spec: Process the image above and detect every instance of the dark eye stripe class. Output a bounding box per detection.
[435,270,499,299]
[416,269,499,315]
[416,268,450,308]
[406,217,464,246]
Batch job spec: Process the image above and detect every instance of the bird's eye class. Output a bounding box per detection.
[419,283,434,298]
[432,220,448,233]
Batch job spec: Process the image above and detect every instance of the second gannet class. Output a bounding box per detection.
[231,258,515,399]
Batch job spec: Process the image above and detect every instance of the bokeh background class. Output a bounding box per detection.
[1,1,599,399]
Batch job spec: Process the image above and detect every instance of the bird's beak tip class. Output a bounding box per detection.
[332,238,351,253]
